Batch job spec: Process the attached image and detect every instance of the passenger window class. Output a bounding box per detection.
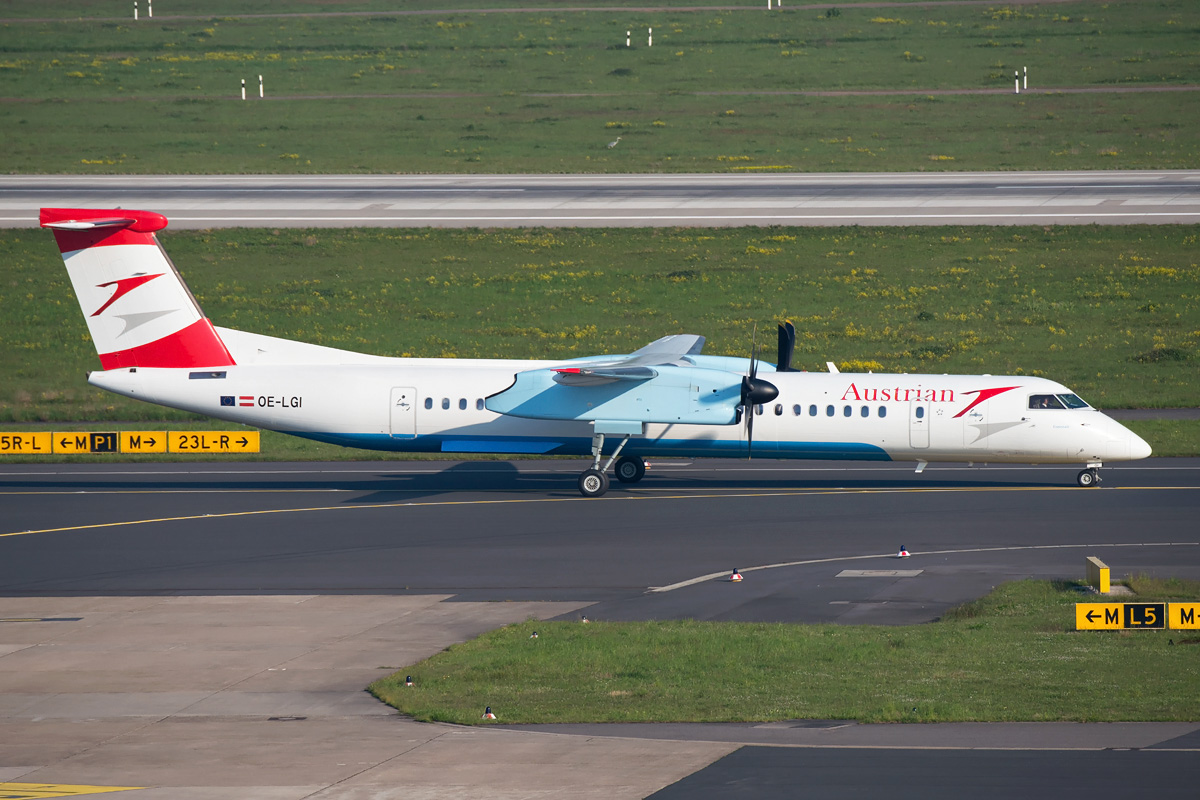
[424,397,432,410]
[459,398,467,410]
[1029,394,1065,410]
[793,404,802,416]
[878,406,887,418]
[826,405,835,417]
[755,404,764,416]
[843,405,852,417]
[915,406,925,419]
[441,398,450,410]
[476,398,485,410]
[861,406,869,418]
[775,404,783,416]
[809,404,818,417]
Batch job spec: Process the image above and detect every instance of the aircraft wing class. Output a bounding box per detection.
[552,334,705,385]
[487,333,753,425]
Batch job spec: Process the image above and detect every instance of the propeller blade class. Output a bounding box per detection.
[749,324,759,380]
[740,325,779,458]
[746,397,755,456]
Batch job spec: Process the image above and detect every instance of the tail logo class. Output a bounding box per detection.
[91,273,164,317]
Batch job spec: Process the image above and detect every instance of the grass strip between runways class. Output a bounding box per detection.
[371,578,1200,724]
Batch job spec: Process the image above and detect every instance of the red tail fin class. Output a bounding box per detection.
[41,208,235,370]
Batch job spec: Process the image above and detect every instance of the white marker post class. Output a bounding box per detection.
[259,74,263,98]
[241,78,246,100]
[134,0,138,20]
[148,0,152,18]
[1014,70,1019,94]
[1024,66,1028,90]
[648,27,652,47]
[626,30,630,47]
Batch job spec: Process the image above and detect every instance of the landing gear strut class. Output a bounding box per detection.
[1076,465,1102,487]
[578,432,637,497]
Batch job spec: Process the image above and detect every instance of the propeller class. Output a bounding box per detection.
[740,327,779,457]
[776,321,797,372]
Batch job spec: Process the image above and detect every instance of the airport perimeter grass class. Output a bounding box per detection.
[1,1,1197,173]
[3,224,1197,425]
[370,578,1200,724]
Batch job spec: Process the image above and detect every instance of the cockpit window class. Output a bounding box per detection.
[1029,394,1089,410]
[1029,394,1065,409]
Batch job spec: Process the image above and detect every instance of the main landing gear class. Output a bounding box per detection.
[577,433,647,497]
[1077,464,1102,487]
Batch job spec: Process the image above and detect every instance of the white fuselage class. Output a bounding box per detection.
[89,330,1150,466]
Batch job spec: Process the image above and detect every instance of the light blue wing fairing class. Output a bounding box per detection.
[486,334,745,424]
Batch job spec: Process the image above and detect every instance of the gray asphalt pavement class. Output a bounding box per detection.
[3,458,1198,799]
[2,170,1198,228]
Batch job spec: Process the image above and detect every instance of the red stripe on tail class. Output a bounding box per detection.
[98,318,236,370]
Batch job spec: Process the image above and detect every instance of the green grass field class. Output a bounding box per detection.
[1,1,1197,172]
[4,224,1198,426]
[370,578,1200,724]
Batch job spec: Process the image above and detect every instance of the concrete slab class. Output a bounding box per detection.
[0,596,732,798]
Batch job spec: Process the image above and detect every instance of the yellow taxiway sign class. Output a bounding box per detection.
[1,431,259,455]
[119,431,167,454]
[1076,602,1172,630]
[1169,602,1200,630]
[0,432,53,455]
[168,430,260,453]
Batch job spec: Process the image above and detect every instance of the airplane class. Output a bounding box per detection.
[40,207,1152,496]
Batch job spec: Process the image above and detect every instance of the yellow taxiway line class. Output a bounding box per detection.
[2,485,1196,540]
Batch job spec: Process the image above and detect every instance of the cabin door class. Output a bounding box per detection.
[909,400,930,449]
[390,387,417,439]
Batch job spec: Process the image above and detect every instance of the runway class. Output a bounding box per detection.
[2,170,1199,228]
[2,459,1198,797]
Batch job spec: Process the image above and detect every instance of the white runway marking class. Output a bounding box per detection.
[648,541,1200,593]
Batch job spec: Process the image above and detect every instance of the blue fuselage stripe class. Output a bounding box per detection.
[280,431,893,461]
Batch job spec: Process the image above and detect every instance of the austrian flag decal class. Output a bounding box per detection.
[238,396,254,407]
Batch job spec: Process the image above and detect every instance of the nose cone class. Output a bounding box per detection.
[1130,430,1153,460]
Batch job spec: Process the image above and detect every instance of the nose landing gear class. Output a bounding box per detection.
[1077,465,1102,487]
[578,468,610,497]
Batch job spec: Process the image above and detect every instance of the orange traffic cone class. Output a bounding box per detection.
[483,706,496,720]
[729,569,744,582]
[897,546,910,558]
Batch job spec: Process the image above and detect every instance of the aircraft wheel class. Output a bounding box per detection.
[578,469,610,498]
[614,455,646,484]
[1077,469,1098,488]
